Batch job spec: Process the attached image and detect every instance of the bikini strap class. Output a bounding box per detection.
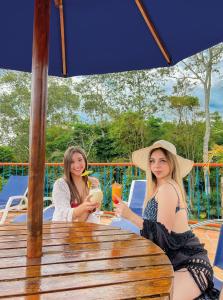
[166,181,181,210]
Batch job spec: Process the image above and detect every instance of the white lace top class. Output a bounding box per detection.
[52,178,74,222]
[52,177,100,223]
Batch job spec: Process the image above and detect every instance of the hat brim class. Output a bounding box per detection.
[132,145,193,178]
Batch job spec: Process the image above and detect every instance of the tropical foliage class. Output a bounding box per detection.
[0,44,222,164]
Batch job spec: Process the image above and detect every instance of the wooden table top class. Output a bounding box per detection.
[0,222,174,299]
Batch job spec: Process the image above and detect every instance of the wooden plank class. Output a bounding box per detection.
[0,229,136,242]
[0,225,120,236]
[0,238,152,258]
[0,254,170,281]
[0,245,165,269]
[0,223,173,299]
[0,222,70,229]
[0,222,116,231]
[0,267,173,298]
[0,233,140,250]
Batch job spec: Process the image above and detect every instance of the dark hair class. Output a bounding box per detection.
[63,146,88,204]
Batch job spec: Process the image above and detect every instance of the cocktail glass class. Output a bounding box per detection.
[112,182,122,221]
[88,187,103,223]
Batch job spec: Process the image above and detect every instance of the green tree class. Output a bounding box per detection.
[167,95,200,124]
[157,96,204,161]
[0,71,80,161]
[0,146,15,162]
[47,78,80,125]
[210,112,223,146]
[0,72,31,145]
[109,112,150,160]
[146,117,165,144]
[93,125,118,162]
[12,119,30,162]
[106,70,165,119]
[69,122,104,161]
[76,74,112,123]
[46,125,74,162]
[77,69,165,122]
[164,122,204,161]
[162,44,223,164]
[162,44,223,193]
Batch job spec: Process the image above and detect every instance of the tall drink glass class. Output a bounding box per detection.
[88,187,103,224]
[112,182,122,220]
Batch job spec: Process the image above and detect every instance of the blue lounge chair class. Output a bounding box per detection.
[110,217,141,235]
[213,224,223,290]
[13,198,54,223]
[43,204,55,221]
[110,180,146,234]
[127,180,146,216]
[0,175,28,224]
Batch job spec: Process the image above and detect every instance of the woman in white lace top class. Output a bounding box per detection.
[52,146,100,222]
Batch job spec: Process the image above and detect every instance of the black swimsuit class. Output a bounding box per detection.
[141,183,220,300]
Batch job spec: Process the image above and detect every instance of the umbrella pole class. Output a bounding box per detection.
[27,0,51,258]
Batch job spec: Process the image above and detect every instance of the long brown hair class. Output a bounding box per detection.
[63,146,88,205]
[144,147,187,209]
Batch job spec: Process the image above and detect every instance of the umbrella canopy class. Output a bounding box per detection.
[1,0,223,77]
[0,0,222,258]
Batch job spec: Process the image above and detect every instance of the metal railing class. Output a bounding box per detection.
[0,162,222,220]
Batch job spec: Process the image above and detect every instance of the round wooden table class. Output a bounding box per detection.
[0,222,174,299]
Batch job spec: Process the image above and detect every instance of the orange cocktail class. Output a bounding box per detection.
[112,182,122,204]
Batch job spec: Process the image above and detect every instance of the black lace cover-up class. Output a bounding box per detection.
[141,197,220,300]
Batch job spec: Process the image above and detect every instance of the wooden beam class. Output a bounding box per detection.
[135,0,171,65]
[54,0,67,76]
[27,0,51,258]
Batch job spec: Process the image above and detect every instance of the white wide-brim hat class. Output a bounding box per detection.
[132,140,194,178]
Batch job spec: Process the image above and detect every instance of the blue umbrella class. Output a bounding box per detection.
[0,0,222,257]
[1,0,223,77]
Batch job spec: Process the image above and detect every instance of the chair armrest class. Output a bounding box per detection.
[6,195,28,209]
[0,195,27,224]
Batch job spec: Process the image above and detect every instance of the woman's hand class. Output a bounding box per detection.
[114,195,144,229]
[82,194,98,212]
[114,195,132,220]
[73,195,98,221]
[88,176,99,188]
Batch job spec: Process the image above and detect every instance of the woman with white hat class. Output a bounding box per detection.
[115,140,219,300]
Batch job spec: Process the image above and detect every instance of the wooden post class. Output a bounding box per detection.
[27,0,51,258]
